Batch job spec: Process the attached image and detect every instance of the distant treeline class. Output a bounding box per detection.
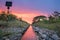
[32,11,60,37]
[0,11,29,27]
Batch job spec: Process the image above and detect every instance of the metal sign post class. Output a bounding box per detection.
[5,1,12,13]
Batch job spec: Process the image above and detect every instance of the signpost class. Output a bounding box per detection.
[5,1,12,13]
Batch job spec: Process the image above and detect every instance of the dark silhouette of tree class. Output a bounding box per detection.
[53,11,59,16]
[51,11,60,37]
[52,11,60,19]
[48,15,55,23]
[33,15,47,23]
[48,11,60,23]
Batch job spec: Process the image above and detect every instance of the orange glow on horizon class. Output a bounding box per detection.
[0,9,48,24]
[12,13,41,24]
[12,10,47,24]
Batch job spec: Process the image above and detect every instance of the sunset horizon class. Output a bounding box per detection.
[0,9,48,24]
[0,0,60,40]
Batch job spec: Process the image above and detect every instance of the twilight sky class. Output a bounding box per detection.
[0,0,60,24]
